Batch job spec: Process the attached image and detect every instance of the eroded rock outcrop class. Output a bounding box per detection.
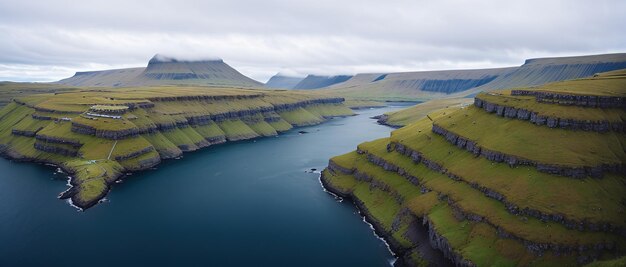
[474,97,624,132]
[11,128,41,137]
[33,142,78,157]
[511,90,625,108]
[71,122,141,140]
[35,134,82,148]
[431,123,623,178]
[114,147,155,161]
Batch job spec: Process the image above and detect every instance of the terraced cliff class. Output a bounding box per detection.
[0,86,353,209]
[321,71,626,266]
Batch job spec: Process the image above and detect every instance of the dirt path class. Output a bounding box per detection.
[107,140,118,160]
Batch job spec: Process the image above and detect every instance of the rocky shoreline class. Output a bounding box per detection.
[371,114,403,128]
[321,164,465,267]
[0,144,112,210]
[320,171,408,266]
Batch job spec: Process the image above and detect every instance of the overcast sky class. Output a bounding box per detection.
[0,0,624,83]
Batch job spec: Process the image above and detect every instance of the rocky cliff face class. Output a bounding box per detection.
[33,142,78,157]
[474,97,624,132]
[511,90,625,108]
[68,97,346,140]
[394,138,620,233]
[71,122,142,140]
[474,96,625,133]
[430,124,623,178]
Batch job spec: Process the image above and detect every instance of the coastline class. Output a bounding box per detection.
[320,171,413,267]
[0,114,355,210]
[320,168,458,267]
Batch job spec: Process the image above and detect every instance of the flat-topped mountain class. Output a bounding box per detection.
[55,54,263,88]
[458,53,626,97]
[326,67,514,100]
[264,74,305,89]
[324,53,626,101]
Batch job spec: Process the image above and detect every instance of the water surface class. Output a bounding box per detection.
[0,104,420,266]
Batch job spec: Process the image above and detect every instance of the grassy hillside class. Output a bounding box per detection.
[321,71,626,266]
[0,82,77,108]
[375,98,473,127]
[0,84,354,210]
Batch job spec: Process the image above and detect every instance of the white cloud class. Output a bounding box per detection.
[0,0,624,82]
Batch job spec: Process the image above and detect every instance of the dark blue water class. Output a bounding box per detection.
[0,104,415,266]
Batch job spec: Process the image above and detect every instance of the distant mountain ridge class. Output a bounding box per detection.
[55,53,626,98]
[264,74,304,89]
[459,53,626,97]
[321,67,516,100]
[55,54,263,88]
[323,53,626,101]
[292,75,353,89]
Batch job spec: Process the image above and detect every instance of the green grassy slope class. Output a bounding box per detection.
[0,82,77,108]
[375,98,473,127]
[0,84,354,210]
[321,71,626,266]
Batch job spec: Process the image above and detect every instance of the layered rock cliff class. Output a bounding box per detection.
[0,86,354,210]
